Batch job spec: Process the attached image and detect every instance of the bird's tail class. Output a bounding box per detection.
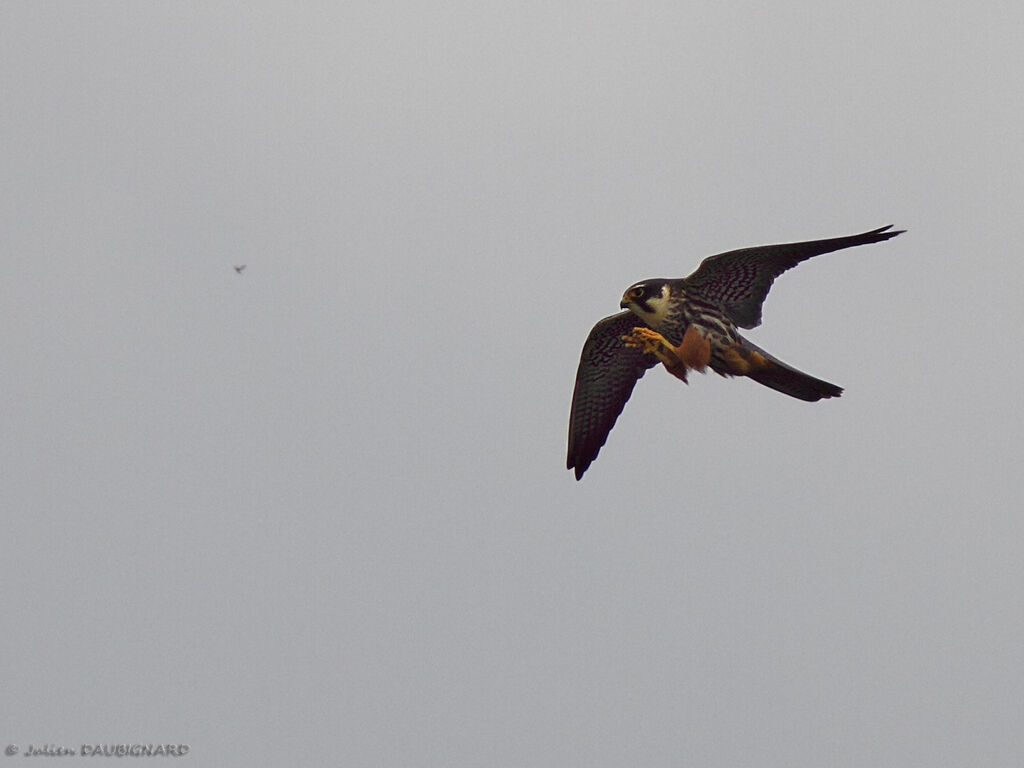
[739,338,843,402]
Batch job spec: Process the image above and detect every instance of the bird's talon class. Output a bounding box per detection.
[621,327,668,355]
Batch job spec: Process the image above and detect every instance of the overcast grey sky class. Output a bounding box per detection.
[3,2,1024,766]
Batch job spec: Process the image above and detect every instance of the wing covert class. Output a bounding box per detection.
[567,311,657,480]
[685,225,903,328]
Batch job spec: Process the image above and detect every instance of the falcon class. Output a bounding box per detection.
[567,225,904,480]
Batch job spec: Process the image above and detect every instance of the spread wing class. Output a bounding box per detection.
[567,311,658,480]
[685,225,904,329]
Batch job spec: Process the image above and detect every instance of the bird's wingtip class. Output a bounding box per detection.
[871,224,906,236]
[567,459,586,480]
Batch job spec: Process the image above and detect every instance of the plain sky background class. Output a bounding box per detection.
[3,2,1023,766]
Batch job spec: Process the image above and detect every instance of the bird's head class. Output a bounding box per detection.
[621,280,671,327]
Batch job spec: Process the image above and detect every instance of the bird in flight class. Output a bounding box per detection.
[567,225,904,480]
[234,265,246,274]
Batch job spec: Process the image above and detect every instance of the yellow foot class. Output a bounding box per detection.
[621,326,670,356]
[622,327,689,381]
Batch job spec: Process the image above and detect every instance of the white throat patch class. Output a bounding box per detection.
[630,284,671,328]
